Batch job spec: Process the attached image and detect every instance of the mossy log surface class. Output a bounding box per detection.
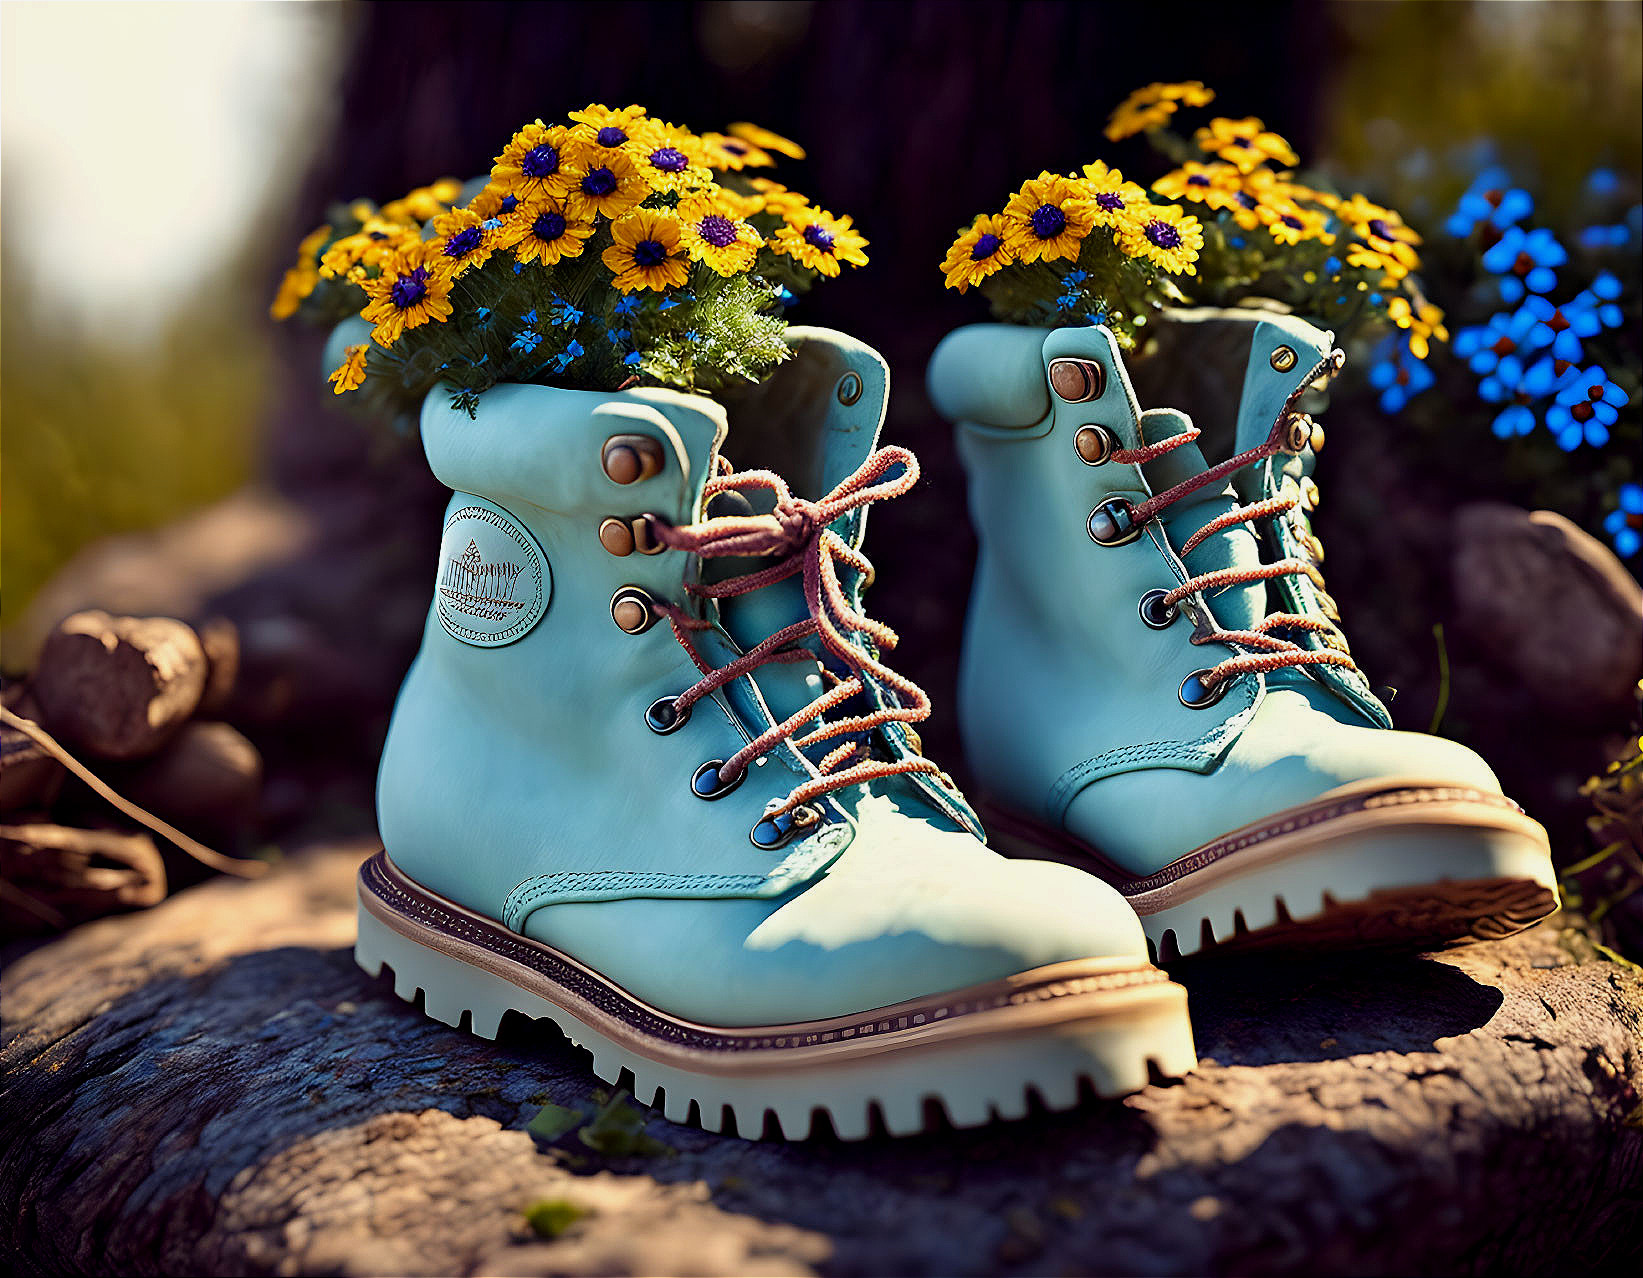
[3,842,1640,1277]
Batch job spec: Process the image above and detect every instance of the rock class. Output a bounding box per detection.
[1452,503,1643,723]
[29,612,208,760]
[115,721,263,843]
[0,822,164,935]
[2,843,1639,1276]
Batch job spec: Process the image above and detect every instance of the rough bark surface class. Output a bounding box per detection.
[3,843,1640,1278]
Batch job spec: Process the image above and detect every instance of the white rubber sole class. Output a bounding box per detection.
[984,779,1560,962]
[354,853,1197,1140]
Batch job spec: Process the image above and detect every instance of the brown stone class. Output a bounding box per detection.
[0,821,164,934]
[117,721,263,841]
[1452,503,1643,722]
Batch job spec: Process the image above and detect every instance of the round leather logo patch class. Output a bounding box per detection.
[435,500,550,647]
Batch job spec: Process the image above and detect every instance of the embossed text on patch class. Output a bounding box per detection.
[435,499,550,647]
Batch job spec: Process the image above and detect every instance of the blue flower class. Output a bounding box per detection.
[549,338,585,374]
[510,327,542,355]
[1547,365,1628,449]
[1477,354,1566,438]
[1446,168,1534,237]
[683,328,701,343]
[622,350,643,367]
[1580,223,1632,249]
[1522,293,1611,364]
[1576,271,1626,328]
[606,326,632,347]
[1454,306,1544,376]
[548,299,583,327]
[1587,168,1622,198]
[474,306,493,327]
[612,296,639,317]
[1604,484,1643,558]
[1323,255,1342,275]
[1368,334,1435,414]
[1482,226,1567,302]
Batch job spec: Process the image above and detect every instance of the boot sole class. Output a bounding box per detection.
[981,779,1559,962]
[354,851,1197,1140]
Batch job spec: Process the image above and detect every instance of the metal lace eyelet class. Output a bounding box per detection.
[1074,425,1117,466]
[610,585,659,634]
[691,759,744,800]
[750,804,820,850]
[1179,669,1232,709]
[645,696,691,735]
[1088,497,1141,546]
[1270,345,1298,373]
[1282,414,1313,454]
[1049,357,1106,403]
[1139,589,1179,629]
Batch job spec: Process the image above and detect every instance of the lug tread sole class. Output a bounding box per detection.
[354,852,1197,1141]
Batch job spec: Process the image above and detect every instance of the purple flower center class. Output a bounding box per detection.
[803,223,835,251]
[970,232,1002,261]
[1234,192,1258,209]
[445,226,484,257]
[596,126,628,147]
[649,147,688,173]
[1281,214,1303,229]
[723,140,748,155]
[1367,218,1394,241]
[532,212,566,242]
[582,166,618,197]
[1187,174,1211,187]
[521,143,560,179]
[1030,205,1066,238]
[633,239,668,267]
[1095,191,1126,211]
[500,194,518,215]
[697,214,739,248]
[390,267,429,309]
[1145,220,1183,250]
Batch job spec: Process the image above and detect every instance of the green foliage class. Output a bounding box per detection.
[522,1198,588,1239]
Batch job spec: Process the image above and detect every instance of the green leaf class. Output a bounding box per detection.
[523,1198,589,1239]
[526,1101,585,1142]
[576,1089,670,1157]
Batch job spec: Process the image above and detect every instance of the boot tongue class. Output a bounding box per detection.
[1136,408,1268,634]
[709,331,889,725]
[1227,314,1335,503]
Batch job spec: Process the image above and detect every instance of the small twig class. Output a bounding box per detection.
[1429,623,1451,736]
[0,706,266,878]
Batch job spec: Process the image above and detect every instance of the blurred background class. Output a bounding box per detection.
[3,2,1640,940]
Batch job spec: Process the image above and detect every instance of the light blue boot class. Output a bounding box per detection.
[341,322,1195,1139]
[929,317,1558,961]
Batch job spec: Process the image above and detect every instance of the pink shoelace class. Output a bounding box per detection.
[1113,359,1361,693]
[646,445,943,820]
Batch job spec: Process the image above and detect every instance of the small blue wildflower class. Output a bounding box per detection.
[510,328,542,355]
[1482,226,1567,302]
[606,327,632,347]
[1085,309,1109,327]
[1228,236,1247,249]
[1547,365,1628,449]
[777,287,798,309]
[1323,255,1342,275]
[549,339,585,374]
[1367,335,1435,414]
[659,291,694,312]
[474,306,493,327]
[482,217,503,231]
[1587,168,1622,198]
[623,351,643,367]
[549,299,583,327]
[1580,223,1632,249]
[521,309,538,325]
[1060,270,1089,288]
[1446,167,1534,237]
[1576,271,1626,328]
[683,328,701,343]
[1604,484,1643,558]
[612,296,639,317]
[512,260,526,275]
[1522,294,1609,364]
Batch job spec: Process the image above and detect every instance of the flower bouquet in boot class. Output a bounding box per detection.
[929,82,1557,961]
[272,105,1196,1139]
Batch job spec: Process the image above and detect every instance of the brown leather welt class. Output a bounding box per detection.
[360,852,1170,1057]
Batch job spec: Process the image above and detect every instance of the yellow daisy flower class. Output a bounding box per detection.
[771,206,869,276]
[360,242,455,347]
[602,208,692,292]
[1193,117,1300,173]
[1386,297,1448,360]
[1259,198,1335,247]
[1270,174,1341,211]
[677,191,763,275]
[346,199,377,224]
[941,214,1015,293]
[630,121,714,193]
[467,182,522,221]
[748,177,810,217]
[319,217,419,280]
[328,344,368,395]
[1118,203,1205,275]
[568,103,649,151]
[491,120,577,203]
[699,130,776,170]
[1345,242,1406,282]
[1338,194,1422,278]
[1079,161,1150,231]
[728,121,806,160]
[269,223,332,320]
[496,198,596,267]
[999,173,1095,265]
[1151,162,1242,211]
[429,206,497,278]
[564,146,649,220]
[1104,80,1216,141]
[381,179,464,224]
